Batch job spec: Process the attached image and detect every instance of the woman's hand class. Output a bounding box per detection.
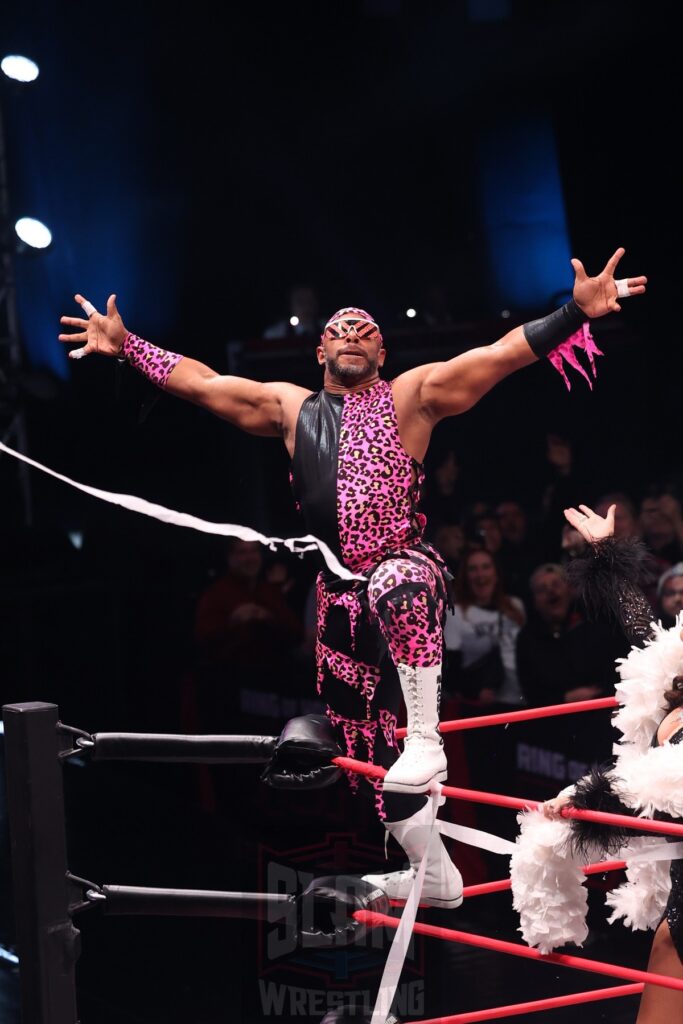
[564,503,615,543]
[542,793,573,820]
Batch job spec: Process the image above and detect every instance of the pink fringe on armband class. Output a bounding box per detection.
[121,333,183,389]
[547,322,604,391]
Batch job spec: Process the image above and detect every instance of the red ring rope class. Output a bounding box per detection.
[404,982,643,1023]
[354,909,683,991]
[389,858,629,904]
[333,757,683,835]
[332,756,683,838]
[395,696,618,739]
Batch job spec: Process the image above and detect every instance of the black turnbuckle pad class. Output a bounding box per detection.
[261,714,343,790]
[297,874,390,948]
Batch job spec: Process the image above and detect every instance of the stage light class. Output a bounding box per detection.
[406,308,416,319]
[15,216,52,250]
[1,55,39,83]
[289,316,299,327]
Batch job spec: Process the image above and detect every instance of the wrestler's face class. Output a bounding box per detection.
[317,314,385,383]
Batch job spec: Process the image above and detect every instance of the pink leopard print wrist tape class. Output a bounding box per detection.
[121,332,183,388]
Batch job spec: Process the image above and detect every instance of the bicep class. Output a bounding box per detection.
[174,363,285,436]
[417,327,535,420]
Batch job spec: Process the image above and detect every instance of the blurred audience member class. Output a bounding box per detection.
[560,521,589,563]
[263,550,311,619]
[539,434,590,554]
[432,521,465,576]
[495,498,544,605]
[595,491,640,539]
[193,538,303,691]
[638,490,683,568]
[516,563,620,707]
[656,562,683,628]
[263,284,325,340]
[444,546,526,708]
[472,512,503,557]
[423,448,467,531]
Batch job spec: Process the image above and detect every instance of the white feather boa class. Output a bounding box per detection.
[512,613,683,952]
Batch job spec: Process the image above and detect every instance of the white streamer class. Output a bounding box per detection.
[622,840,683,863]
[370,789,441,1024]
[0,441,366,582]
[438,819,516,856]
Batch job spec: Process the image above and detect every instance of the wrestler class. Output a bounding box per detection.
[513,502,682,1023]
[59,249,646,908]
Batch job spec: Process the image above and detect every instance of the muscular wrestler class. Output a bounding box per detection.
[59,248,646,907]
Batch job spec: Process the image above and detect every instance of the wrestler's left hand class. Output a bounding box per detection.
[571,247,647,318]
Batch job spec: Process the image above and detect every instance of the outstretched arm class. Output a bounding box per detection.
[410,247,646,421]
[59,293,306,437]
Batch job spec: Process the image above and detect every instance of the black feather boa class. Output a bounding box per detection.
[565,537,655,622]
[566,761,646,859]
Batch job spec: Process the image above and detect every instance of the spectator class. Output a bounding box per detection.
[560,520,589,563]
[516,563,621,708]
[263,550,311,619]
[472,512,503,557]
[539,434,590,555]
[595,490,640,539]
[193,538,304,700]
[444,546,526,708]
[495,498,545,605]
[638,490,683,568]
[656,562,683,628]
[262,284,325,340]
[422,448,467,531]
[432,521,465,576]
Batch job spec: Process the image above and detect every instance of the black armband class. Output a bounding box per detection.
[523,300,586,358]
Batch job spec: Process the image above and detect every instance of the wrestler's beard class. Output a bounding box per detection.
[326,352,378,382]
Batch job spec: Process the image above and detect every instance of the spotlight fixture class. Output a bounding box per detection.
[15,216,52,250]
[1,54,39,83]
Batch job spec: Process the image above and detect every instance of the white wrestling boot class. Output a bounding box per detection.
[362,800,463,909]
[382,663,447,794]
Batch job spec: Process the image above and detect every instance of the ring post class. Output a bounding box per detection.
[2,702,80,1023]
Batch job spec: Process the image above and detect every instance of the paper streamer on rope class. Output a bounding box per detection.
[623,841,683,864]
[438,819,516,856]
[0,441,365,582]
[370,789,441,1024]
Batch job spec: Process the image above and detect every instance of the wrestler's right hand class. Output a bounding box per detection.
[542,793,572,820]
[58,293,128,360]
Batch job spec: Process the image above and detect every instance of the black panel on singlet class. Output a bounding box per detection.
[291,390,344,562]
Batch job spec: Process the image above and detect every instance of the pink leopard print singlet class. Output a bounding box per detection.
[290,379,426,574]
